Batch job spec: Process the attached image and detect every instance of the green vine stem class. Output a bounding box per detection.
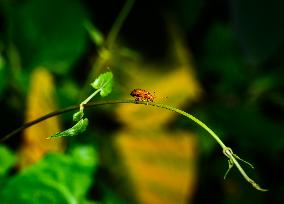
[105,0,136,49]
[0,99,268,191]
[80,89,101,111]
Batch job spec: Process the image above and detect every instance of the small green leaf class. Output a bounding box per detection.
[91,71,113,97]
[73,110,84,122]
[47,118,88,139]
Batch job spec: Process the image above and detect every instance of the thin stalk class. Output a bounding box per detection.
[80,0,135,97]
[80,89,101,110]
[106,0,136,48]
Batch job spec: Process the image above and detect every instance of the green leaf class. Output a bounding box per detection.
[47,118,88,139]
[91,71,113,97]
[0,145,16,176]
[0,146,98,203]
[73,110,84,122]
[1,176,75,204]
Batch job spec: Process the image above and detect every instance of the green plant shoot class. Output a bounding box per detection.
[48,71,113,139]
[80,71,113,111]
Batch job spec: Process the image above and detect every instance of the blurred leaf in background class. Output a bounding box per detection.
[0,145,98,204]
[18,68,63,168]
[115,132,197,204]
[0,145,16,176]
[5,0,88,74]
[0,145,16,197]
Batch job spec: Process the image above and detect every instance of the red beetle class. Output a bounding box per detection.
[130,89,155,102]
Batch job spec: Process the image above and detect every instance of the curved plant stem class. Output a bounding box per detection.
[80,89,101,110]
[1,99,268,191]
[148,102,268,191]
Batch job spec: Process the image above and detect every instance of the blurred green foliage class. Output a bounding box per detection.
[0,145,16,176]
[5,0,88,74]
[0,146,97,204]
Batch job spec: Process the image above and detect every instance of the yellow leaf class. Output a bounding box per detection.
[18,67,63,168]
[115,130,197,204]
